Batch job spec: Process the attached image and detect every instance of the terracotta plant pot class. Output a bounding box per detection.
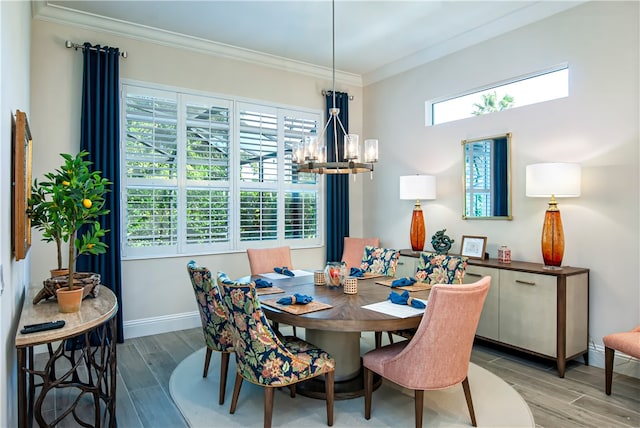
[56,287,84,313]
[50,268,69,278]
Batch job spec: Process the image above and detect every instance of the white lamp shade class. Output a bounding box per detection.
[526,163,581,197]
[399,175,436,200]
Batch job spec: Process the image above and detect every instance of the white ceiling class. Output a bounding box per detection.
[37,1,585,85]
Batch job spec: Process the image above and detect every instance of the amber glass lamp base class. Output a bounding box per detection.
[541,206,564,269]
[410,206,425,252]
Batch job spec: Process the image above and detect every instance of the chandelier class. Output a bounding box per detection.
[292,0,378,176]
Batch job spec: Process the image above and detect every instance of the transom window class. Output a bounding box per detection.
[427,66,569,126]
[121,82,322,259]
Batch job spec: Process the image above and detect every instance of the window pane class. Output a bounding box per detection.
[285,191,318,239]
[465,140,492,217]
[126,188,178,247]
[239,191,277,241]
[186,103,230,181]
[430,67,568,125]
[283,115,318,184]
[186,189,229,244]
[239,109,278,183]
[125,93,178,179]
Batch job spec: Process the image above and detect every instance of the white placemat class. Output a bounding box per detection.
[362,299,428,318]
[260,269,314,279]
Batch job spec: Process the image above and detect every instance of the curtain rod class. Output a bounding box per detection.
[321,90,354,101]
[65,41,128,58]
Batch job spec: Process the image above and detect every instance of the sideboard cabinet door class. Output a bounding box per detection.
[464,265,500,341]
[499,270,557,357]
[395,255,419,278]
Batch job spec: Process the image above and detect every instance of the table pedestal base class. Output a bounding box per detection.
[296,366,382,400]
[300,329,380,400]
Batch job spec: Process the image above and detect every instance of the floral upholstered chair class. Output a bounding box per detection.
[415,252,468,284]
[216,272,336,428]
[360,246,400,276]
[186,260,234,405]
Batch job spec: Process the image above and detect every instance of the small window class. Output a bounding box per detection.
[427,66,568,126]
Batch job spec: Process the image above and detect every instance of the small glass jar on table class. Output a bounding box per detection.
[324,261,346,289]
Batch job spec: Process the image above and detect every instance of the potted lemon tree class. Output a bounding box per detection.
[28,151,111,312]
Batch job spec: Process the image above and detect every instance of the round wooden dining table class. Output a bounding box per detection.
[245,273,431,399]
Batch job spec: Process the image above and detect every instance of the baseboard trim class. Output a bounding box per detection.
[123,311,201,339]
[589,341,640,379]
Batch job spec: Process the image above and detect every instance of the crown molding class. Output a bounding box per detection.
[32,1,362,87]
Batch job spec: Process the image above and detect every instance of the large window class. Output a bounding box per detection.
[122,83,322,258]
[427,66,569,126]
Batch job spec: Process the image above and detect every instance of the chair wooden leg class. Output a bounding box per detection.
[324,371,335,426]
[203,347,213,377]
[230,373,243,414]
[462,376,477,427]
[374,332,382,349]
[605,346,615,395]
[414,389,424,428]
[364,367,373,420]
[289,384,296,398]
[264,387,275,428]
[387,332,394,344]
[219,352,230,405]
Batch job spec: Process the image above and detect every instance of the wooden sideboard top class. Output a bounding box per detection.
[399,249,589,277]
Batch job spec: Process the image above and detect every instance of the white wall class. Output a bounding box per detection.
[363,1,639,375]
[29,19,365,335]
[1,1,32,426]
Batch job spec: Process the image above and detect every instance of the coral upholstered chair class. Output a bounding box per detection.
[246,246,296,335]
[603,325,640,395]
[186,261,234,405]
[341,237,380,270]
[217,272,335,428]
[363,276,491,428]
[247,246,293,276]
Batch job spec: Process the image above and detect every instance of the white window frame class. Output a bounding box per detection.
[426,64,569,126]
[120,80,324,259]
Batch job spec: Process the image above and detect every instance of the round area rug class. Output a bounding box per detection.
[170,346,534,427]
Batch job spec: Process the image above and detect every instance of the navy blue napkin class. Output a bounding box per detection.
[277,293,313,305]
[350,267,365,277]
[274,266,295,277]
[391,277,417,288]
[254,278,273,288]
[388,290,426,309]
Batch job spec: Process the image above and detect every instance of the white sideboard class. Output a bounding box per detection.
[398,249,589,377]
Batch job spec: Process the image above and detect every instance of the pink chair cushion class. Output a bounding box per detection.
[341,237,380,269]
[363,276,490,391]
[603,325,640,358]
[246,246,293,275]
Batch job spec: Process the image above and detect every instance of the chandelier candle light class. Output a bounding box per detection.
[293,0,378,176]
[400,175,437,251]
[526,162,581,269]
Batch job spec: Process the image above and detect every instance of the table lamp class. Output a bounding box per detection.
[400,175,436,251]
[526,163,581,269]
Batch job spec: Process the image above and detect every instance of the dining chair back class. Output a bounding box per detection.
[382,252,469,346]
[186,260,234,405]
[603,325,640,395]
[216,272,336,428]
[360,246,400,276]
[363,276,491,428]
[246,246,293,275]
[415,252,468,284]
[246,245,296,335]
[341,237,380,270]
